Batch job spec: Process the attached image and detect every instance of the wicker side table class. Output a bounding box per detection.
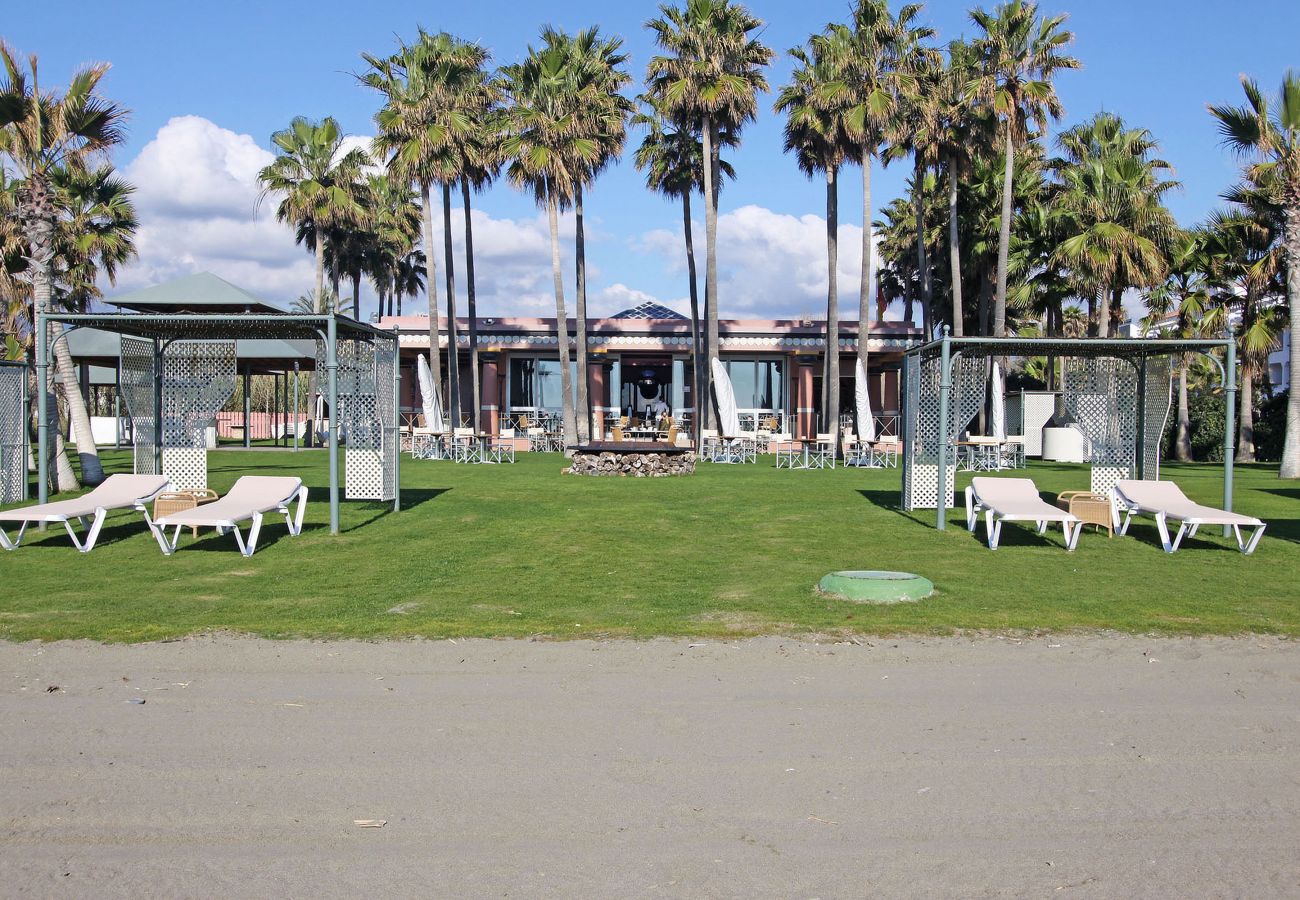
[154,489,219,537]
[1056,490,1113,537]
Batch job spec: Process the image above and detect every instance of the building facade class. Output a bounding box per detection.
[385,303,921,438]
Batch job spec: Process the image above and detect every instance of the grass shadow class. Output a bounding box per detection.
[331,487,451,533]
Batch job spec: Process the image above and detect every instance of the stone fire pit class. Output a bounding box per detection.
[564,442,696,477]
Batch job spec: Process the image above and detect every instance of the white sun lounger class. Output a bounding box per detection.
[150,475,307,557]
[1111,479,1266,555]
[965,476,1081,551]
[0,474,171,552]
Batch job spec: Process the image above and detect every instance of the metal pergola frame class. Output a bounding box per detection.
[902,332,1237,533]
[34,308,402,535]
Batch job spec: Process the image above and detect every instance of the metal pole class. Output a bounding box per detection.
[153,339,163,474]
[392,331,401,513]
[1135,357,1147,480]
[242,367,251,449]
[327,313,340,535]
[35,310,48,504]
[1223,333,1236,536]
[20,362,29,501]
[281,371,289,448]
[936,328,952,531]
[292,361,300,452]
[113,388,121,450]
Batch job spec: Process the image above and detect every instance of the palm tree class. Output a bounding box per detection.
[1048,112,1179,338]
[498,38,598,445]
[933,40,989,336]
[1209,71,1300,477]
[364,172,423,319]
[633,100,736,444]
[1203,209,1285,463]
[362,31,482,428]
[0,44,128,488]
[777,38,856,438]
[646,0,773,430]
[572,29,633,442]
[970,0,1079,337]
[814,2,915,381]
[1144,226,1211,461]
[257,115,368,443]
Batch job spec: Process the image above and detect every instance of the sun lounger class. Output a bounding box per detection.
[149,475,307,557]
[1111,479,1266,554]
[965,476,1081,551]
[0,474,171,552]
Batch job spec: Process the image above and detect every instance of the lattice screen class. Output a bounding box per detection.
[1141,357,1173,480]
[0,366,25,504]
[1062,357,1137,494]
[902,353,956,510]
[160,342,236,490]
[319,337,397,501]
[119,337,157,475]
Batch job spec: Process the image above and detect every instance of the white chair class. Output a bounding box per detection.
[965,476,1081,551]
[149,476,307,557]
[0,474,171,553]
[1111,479,1266,554]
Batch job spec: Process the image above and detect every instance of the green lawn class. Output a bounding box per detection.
[1,449,1297,641]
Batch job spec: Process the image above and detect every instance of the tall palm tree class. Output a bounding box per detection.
[814,2,915,380]
[362,31,482,427]
[547,26,633,443]
[633,101,736,444]
[933,40,989,336]
[1203,209,1285,463]
[970,0,1079,337]
[0,44,128,488]
[646,0,773,430]
[777,38,856,437]
[1209,71,1300,477]
[364,173,422,318]
[1144,226,1210,461]
[499,38,600,445]
[1048,112,1179,338]
[257,115,368,443]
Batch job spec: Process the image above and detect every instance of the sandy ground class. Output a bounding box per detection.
[1,634,1298,899]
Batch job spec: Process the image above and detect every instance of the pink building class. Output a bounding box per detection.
[383,302,920,440]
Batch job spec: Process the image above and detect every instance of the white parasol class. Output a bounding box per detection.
[854,357,876,442]
[710,357,741,438]
[990,360,1007,441]
[417,353,445,433]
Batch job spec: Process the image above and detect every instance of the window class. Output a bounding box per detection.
[508,357,577,410]
[723,358,784,410]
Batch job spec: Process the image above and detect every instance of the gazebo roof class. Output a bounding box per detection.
[105,272,284,314]
[906,334,1230,361]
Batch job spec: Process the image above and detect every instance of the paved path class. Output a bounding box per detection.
[1,635,1297,898]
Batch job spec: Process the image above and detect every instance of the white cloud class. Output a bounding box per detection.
[637,204,887,320]
[115,115,313,299]
[107,116,887,325]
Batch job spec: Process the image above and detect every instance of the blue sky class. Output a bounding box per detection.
[8,0,1299,320]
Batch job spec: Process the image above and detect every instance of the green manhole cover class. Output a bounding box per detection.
[817,570,933,604]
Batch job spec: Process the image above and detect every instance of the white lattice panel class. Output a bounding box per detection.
[119,337,158,476]
[162,447,207,491]
[910,464,957,510]
[1019,392,1057,457]
[0,366,24,504]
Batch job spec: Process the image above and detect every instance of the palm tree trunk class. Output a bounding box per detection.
[978,270,992,336]
[702,114,719,431]
[462,177,482,434]
[50,323,102,485]
[947,157,963,337]
[351,274,360,319]
[914,158,932,339]
[442,183,460,429]
[419,182,444,428]
[825,166,840,449]
[858,150,873,382]
[1278,204,1300,478]
[573,182,591,443]
[304,237,327,446]
[993,122,1014,338]
[547,187,577,446]
[683,191,702,446]
[1238,365,1256,463]
[1174,360,1192,461]
[330,271,341,311]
